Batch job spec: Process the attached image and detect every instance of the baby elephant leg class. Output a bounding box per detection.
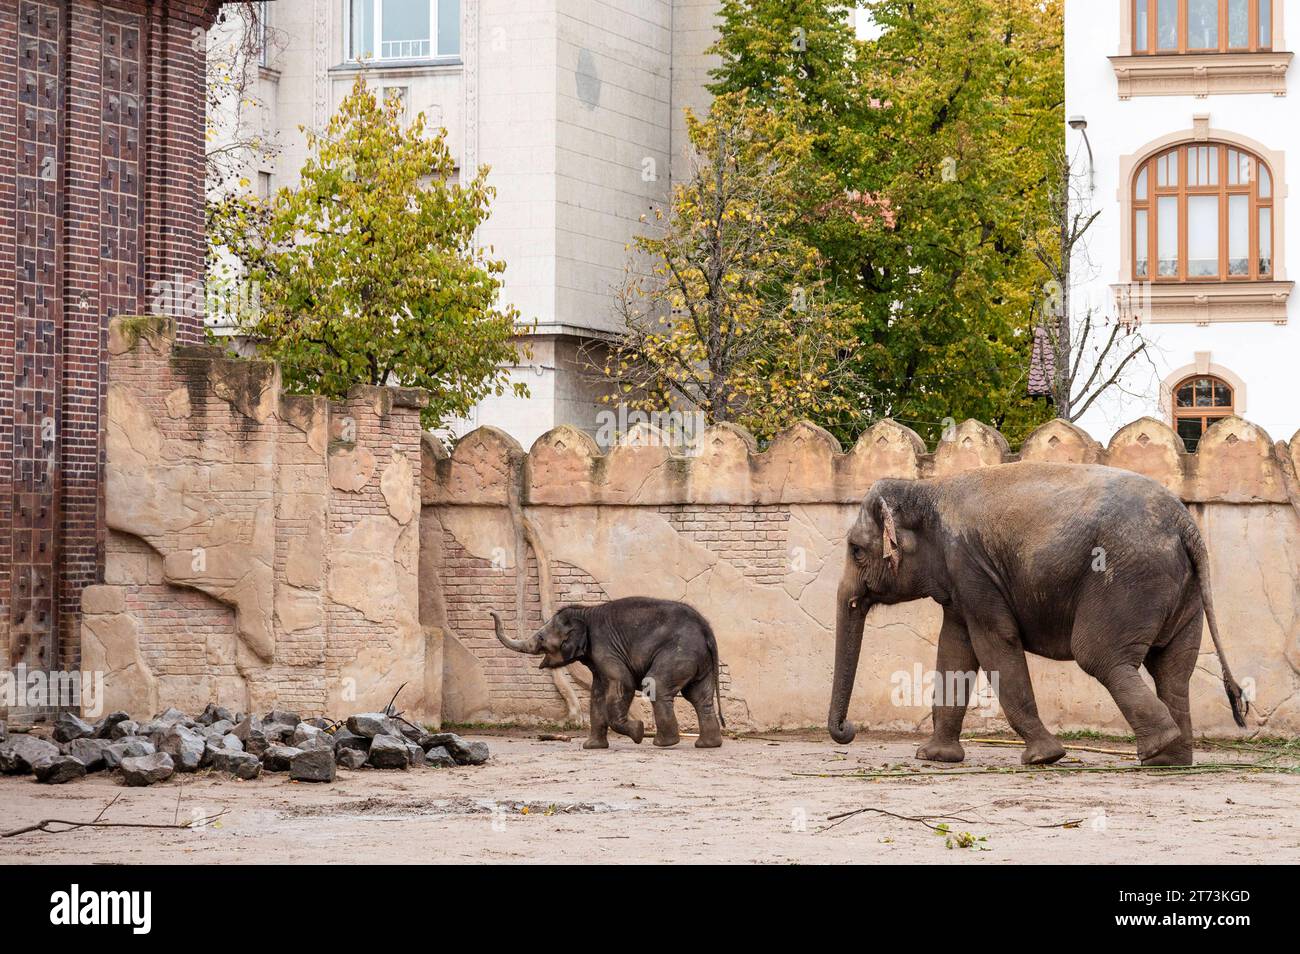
[685,676,723,748]
[583,674,610,749]
[606,681,644,744]
[650,694,680,747]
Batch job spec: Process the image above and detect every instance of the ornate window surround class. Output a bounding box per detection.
[1114,120,1293,324]
[1111,0,1292,97]
[1158,353,1248,419]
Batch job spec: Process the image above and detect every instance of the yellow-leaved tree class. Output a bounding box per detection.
[598,91,878,443]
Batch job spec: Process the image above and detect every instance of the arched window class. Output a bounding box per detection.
[1132,142,1273,282]
[1134,0,1272,53]
[1172,375,1234,450]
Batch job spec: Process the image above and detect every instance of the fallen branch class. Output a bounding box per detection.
[818,806,977,834]
[2,796,228,838]
[964,737,1137,758]
[795,760,1295,780]
[819,805,1085,834]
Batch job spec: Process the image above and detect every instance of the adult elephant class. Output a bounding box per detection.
[828,462,1247,766]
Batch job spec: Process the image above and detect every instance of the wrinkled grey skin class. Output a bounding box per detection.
[829,462,1247,766]
[491,597,725,749]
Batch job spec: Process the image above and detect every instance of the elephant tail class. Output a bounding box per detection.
[1182,518,1248,728]
[703,618,726,729]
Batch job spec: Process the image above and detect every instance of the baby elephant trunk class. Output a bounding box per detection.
[489,610,542,654]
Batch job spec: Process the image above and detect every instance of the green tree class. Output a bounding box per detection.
[599,92,877,442]
[215,75,527,427]
[709,0,1062,445]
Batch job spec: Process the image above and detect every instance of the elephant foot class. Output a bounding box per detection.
[1138,723,1188,766]
[1141,745,1193,767]
[694,735,722,749]
[582,737,609,750]
[915,738,965,763]
[613,720,644,744]
[653,733,680,747]
[1021,736,1066,765]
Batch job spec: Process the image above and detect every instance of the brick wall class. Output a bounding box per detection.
[0,0,221,723]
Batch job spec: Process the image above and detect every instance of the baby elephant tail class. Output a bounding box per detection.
[1183,518,1248,728]
[703,618,725,729]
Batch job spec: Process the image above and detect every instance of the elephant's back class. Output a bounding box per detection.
[934,462,1195,648]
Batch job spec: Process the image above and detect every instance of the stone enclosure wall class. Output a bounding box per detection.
[78,318,1300,737]
[83,318,438,723]
[422,415,1300,736]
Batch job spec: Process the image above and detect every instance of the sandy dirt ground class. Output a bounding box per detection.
[1,730,1297,864]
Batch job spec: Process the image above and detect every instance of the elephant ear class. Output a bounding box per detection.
[558,612,590,663]
[877,497,900,573]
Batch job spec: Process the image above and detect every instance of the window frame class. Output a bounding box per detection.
[1132,0,1272,54]
[1131,141,1274,283]
[344,0,460,63]
[1171,374,1235,451]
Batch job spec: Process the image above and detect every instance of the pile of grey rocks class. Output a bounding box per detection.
[0,707,489,787]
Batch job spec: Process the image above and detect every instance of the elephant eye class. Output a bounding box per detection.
[850,544,865,561]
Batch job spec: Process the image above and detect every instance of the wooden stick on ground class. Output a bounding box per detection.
[2,801,228,839]
[963,737,1138,758]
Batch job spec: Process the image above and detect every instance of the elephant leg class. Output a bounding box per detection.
[606,681,644,744]
[917,610,977,763]
[650,695,680,747]
[583,673,610,749]
[1144,618,1200,766]
[969,621,1065,765]
[684,676,723,748]
[1073,613,1182,765]
[1093,663,1182,764]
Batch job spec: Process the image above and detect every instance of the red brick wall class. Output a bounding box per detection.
[0,0,219,721]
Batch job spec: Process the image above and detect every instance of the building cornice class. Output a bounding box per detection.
[1113,280,1293,325]
[1110,51,1293,99]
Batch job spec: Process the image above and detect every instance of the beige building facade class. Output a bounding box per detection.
[208,0,722,449]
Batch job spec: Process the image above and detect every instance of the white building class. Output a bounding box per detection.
[209,0,721,449]
[1066,0,1298,448]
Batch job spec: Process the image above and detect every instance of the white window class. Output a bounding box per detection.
[347,0,461,61]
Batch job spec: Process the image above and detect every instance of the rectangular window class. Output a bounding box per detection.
[348,0,460,60]
[1260,0,1272,47]
[1186,0,1218,49]
[1258,165,1272,198]
[1156,0,1179,49]
[382,0,430,59]
[1135,209,1150,278]
[1157,152,1178,187]
[437,0,461,57]
[1135,0,1149,51]
[1227,194,1249,276]
[350,0,375,59]
[1187,195,1219,277]
[1227,0,1250,47]
[1158,196,1179,276]
[1259,207,1272,274]
[257,1,270,67]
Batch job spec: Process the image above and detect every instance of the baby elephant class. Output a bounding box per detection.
[489,597,725,749]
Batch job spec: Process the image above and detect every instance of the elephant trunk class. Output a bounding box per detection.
[827,591,868,744]
[489,610,541,654]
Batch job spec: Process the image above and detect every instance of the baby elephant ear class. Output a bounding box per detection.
[560,613,589,662]
[877,497,900,572]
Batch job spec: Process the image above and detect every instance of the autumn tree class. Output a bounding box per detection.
[597,92,874,441]
[710,0,1064,445]
[219,75,527,427]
